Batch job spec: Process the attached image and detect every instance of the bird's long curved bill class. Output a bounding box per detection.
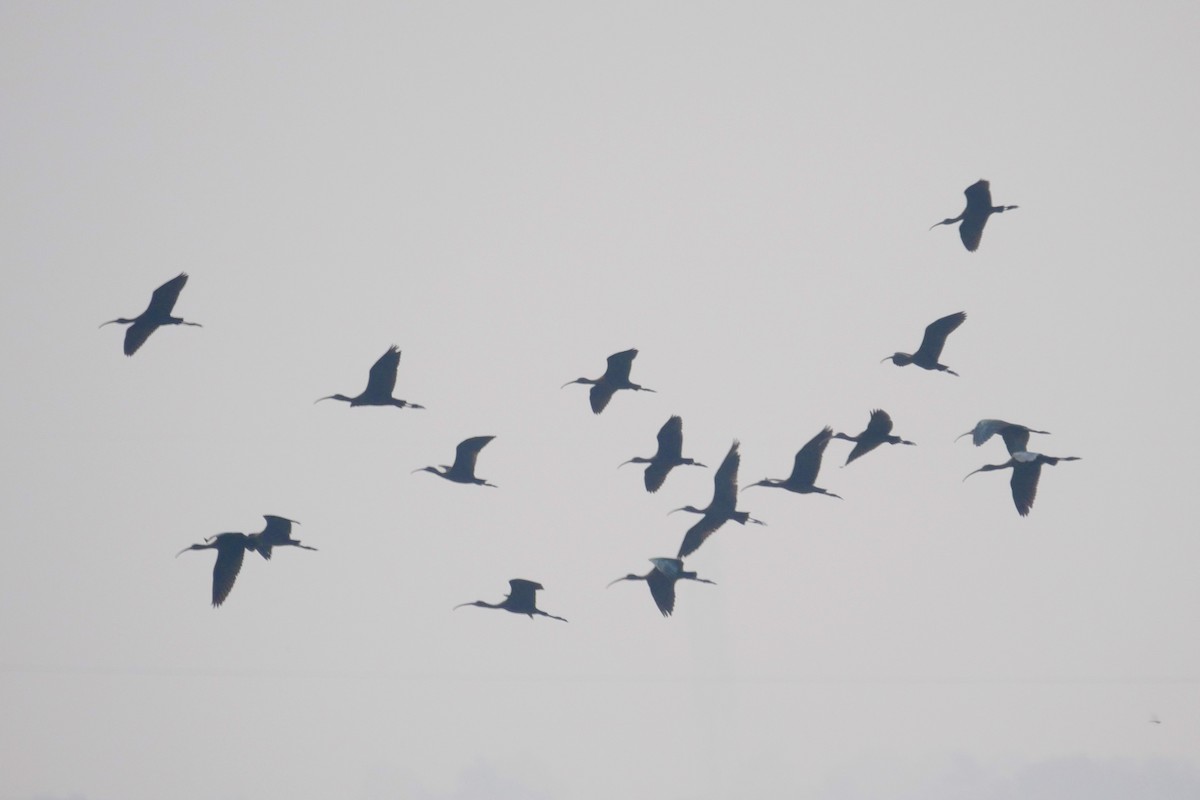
[99,319,120,329]
[962,469,984,482]
[175,546,193,557]
[879,356,894,364]
[605,577,628,588]
[954,431,972,442]
[314,396,336,404]
[452,602,474,611]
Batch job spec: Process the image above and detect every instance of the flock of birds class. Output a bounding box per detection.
[105,179,1080,618]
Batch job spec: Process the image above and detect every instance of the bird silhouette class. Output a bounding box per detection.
[833,409,915,466]
[607,557,715,617]
[454,579,567,621]
[413,436,497,486]
[745,427,842,499]
[249,515,316,560]
[930,179,1018,252]
[176,532,258,607]
[672,440,765,559]
[316,345,424,409]
[101,272,201,356]
[956,419,1050,455]
[882,311,966,375]
[620,415,707,492]
[963,451,1081,516]
[562,348,655,414]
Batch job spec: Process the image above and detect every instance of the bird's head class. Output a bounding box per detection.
[175,543,210,557]
[606,574,640,588]
[667,505,704,516]
[560,377,591,389]
[882,353,911,367]
[314,394,352,405]
[99,318,133,329]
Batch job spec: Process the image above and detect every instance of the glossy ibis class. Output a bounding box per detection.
[316,345,424,409]
[745,426,842,498]
[101,273,201,356]
[176,532,258,607]
[249,515,316,560]
[620,415,707,493]
[882,311,966,375]
[413,436,497,487]
[672,440,764,559]
[931,179,1018,252]
[833,409,915,466]
[957,419,1050,455]
[454,579,567,621]
[963,451,1081,516]
[607,557,715,617]
[562,348,655,414]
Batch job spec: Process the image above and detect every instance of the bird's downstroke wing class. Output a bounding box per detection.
[1009,461,1042,516]
[791,428,831,485]
[590,383,617,414]
[212,544,246,607]
[646,569,676,617]
[644,460,671,493]
[678,514,724,559]
[605,349,637,383]
[123,320,157,356]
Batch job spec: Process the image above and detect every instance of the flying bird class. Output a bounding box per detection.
[963,451,1081,516]
[882,311,966,375]
[176,532,258,607]
[930,179,1018,252]
[956,419,1050,455]
[833,409,915,466]
[248,515,316,560]
[101,272,201,356]
[745,427,842,499]
[454,579,567,622]
[607,557,715,617]
[672,440,764,559]
[413,436,497,487]
[620,416,707,492]
[316,345,424,409]
[562,348,655,414]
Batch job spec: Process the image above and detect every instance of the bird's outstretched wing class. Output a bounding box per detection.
[366,346,401,396]
[507,579,541,607]
[865,409,894,437]
[999,426,1032,455]
[212,543,246,607]
[147,273,189,317]
[963,180,993,209]
[915,312,966,362]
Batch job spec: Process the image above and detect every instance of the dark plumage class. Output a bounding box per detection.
[316,345,424,409]
[672,441,764,559]
[607,558,715,617]
[413,436,497,487]
[963,451,1081,516]
[176,532,258,607]
[882,311,966,375]
[745,427,841,498]
[833,409,915,465]
[562,348,655,414]
[930,179,1018,252]
[248,515,316,560]
[100,272,201,356]
[620,416,707,492]
[956,419,1050,455]
[454,579,567,622]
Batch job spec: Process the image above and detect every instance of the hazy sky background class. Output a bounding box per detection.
[3,3,1200,799]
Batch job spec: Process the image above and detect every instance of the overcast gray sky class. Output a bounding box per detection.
[3,3,1200,799]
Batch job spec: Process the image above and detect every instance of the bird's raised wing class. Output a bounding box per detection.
[656,416,684,461]
[790,427,832,485]
[605,349,638,383]
[147,273,189,317]
[454,436,495,473]
[865,409,894,437]
[710,441,741,508]
[212,541,246,607]
[915,312,966,362]
[366,346,401,396]
[963,180,993,209]
[507,579,542,608]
